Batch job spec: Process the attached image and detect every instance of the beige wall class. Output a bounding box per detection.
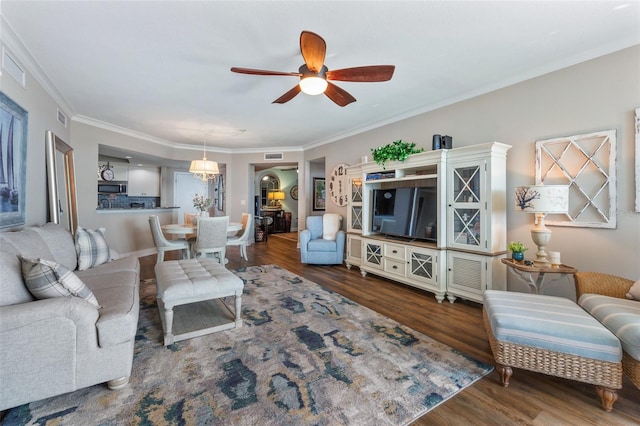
[3,33,638,285]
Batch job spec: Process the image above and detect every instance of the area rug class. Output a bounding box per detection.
[3,265,492,426]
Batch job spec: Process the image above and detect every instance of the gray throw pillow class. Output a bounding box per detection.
[75,226,111,271]
[19,255,100,308]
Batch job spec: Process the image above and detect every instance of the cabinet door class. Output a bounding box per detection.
[347,177,363,233]
[406,246,446,301]
[363,240,383,269]
[446,251,487,303]
[128,167,159,196]
[346,234,362,268]
[447,161,486,251]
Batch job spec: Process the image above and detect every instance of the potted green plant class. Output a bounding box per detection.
[507,241,528,262]
[371,140,424,169]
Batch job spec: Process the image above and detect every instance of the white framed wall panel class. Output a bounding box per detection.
[536,130,616,228]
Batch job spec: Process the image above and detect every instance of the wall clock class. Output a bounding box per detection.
[290,185,298,200]
[99,163,114,181]
[329,163,349,207]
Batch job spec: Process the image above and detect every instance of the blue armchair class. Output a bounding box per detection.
[300,215,345,265]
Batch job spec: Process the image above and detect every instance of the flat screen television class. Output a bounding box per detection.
[371,186,437,242]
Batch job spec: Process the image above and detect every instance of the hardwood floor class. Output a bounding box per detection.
[140,234,640,425]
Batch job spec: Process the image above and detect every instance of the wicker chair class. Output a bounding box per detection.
[574,272,639,389]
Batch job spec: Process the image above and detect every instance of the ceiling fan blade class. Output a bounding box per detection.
[324,82,356,107]
[326,65,395,82]
[300,31,326,73]
[272,85,301,104]
[231,67,301,77]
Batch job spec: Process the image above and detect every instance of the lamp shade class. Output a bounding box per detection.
[299,77,328,95]
[189,158,219,182]
[268,191,285,201]
[515,185,569,213]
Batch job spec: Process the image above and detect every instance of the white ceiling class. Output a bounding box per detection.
[2,1,639,153]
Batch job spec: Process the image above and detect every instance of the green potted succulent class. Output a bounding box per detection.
[507,241,528,262]
[371,140,424,169]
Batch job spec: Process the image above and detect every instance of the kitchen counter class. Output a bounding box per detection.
[96,207,180,213]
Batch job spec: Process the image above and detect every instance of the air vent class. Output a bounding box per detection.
[57,108,68,127]
[264,152,284,161]
[2,48,25,87]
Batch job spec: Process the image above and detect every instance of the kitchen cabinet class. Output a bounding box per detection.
[128,166,160,197]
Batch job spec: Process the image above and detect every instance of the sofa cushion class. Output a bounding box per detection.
[92,284,139,347]
[76,256,139,279]
[484,290,622,363]
[0,246,34,306]
[307,238,337,252]
[19,256,100,308]
[0,228,55,261]
[75,227,111,271]
[32,222,78,271]
[578,294,640,361]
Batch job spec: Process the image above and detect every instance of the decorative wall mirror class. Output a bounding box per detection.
[45,131,78,235]
[260,173,280,209]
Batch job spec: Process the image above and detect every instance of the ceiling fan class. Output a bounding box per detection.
[230,31,395,107]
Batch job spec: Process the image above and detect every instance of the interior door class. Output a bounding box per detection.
[174,172,209,224]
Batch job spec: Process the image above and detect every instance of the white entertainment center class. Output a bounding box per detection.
[345,142,511,303]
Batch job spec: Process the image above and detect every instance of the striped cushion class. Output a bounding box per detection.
[75,227,111,271]
[19,256,100,307]
[579,294,640,361]
[483,290,621,363]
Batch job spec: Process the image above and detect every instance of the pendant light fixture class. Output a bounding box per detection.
[189,139,219,182]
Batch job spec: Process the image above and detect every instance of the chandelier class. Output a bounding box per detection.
[189,139,219,182]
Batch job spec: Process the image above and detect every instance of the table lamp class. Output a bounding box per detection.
[268,191,285,207]
[514,185,569,267]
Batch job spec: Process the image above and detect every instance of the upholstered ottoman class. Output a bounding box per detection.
[482,290,623,412]
[155,258,244,346]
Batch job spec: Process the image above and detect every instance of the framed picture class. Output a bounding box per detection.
[313,177,325,211]
[0,92,28,229]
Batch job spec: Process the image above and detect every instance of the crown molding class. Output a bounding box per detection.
[0,15,75,116]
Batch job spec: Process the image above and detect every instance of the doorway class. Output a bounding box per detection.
[174,172,210,224]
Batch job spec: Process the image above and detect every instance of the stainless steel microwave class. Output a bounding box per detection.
[98,181,128,195]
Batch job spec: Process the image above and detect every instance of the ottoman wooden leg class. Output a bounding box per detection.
[596,386,618,412]
[163,306,174,346]
[497,363,512,387]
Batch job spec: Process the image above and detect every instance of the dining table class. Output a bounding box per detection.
[161,222,242,235]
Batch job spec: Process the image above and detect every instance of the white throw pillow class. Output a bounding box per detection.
[626,280,640,301]
[19,255,100,307]
[322,214,341,241]
[75,227,111,271]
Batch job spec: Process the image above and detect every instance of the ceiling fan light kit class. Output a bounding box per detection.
[231,30,395,106]
[299,65,328,95]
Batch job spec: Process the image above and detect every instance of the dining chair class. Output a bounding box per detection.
[227,213,252,261]
[148,215,191,264]
[183,213,197,241]
[193,216,229,265]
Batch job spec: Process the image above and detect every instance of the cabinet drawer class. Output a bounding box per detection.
[384,243,406,260]
[384,258,406,276]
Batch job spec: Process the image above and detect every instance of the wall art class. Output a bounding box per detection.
[536,130,616,228]
[0,92,28,229]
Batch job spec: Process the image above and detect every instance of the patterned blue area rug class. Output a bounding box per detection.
[3,265,492,426]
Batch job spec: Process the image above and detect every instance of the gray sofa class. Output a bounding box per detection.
[0,222,140,411]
